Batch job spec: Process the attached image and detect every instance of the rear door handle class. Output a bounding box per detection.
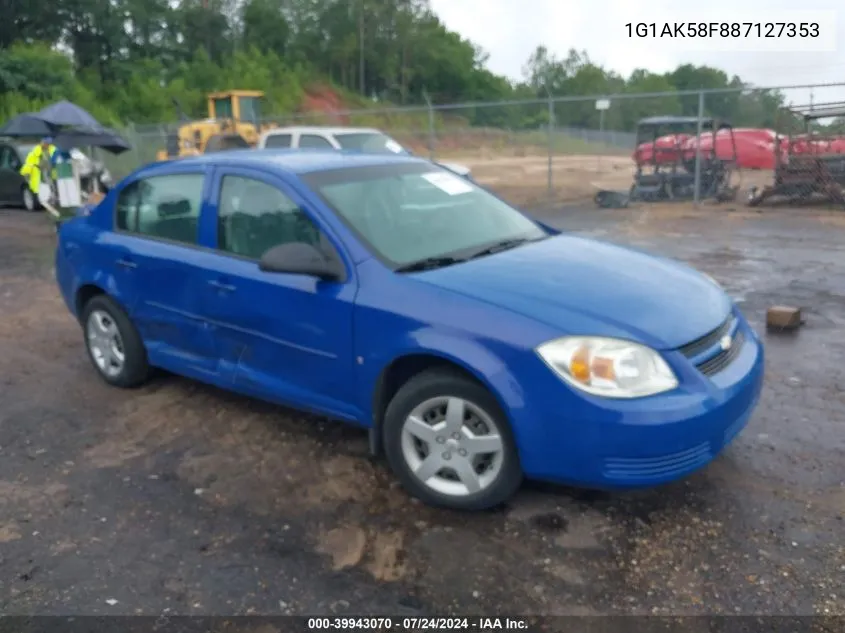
[116,258,137,269]
[208,280,236,292]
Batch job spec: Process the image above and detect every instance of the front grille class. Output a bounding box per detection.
[697,329,745,376]
[678,314,735,359]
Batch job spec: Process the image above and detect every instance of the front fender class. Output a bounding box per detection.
[361,326,528,432]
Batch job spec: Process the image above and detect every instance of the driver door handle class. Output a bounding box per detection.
[208,279,236,292]
[116,258,137,269]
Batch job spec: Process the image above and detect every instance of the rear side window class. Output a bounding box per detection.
[115,174,204,246]
[217,175,321,260]
[264,134,292,148]
[298,134,334,149]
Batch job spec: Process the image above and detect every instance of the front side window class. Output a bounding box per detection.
[115,173,205,245]
[334,133,408,155]
[8,148,22,170]
[239,96,261,122]
[305,164,547,267]
[217,175,321,260]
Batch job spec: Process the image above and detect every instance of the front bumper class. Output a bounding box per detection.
[514,316,765,489]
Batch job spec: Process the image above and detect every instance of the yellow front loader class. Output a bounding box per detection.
[155,90,277,161]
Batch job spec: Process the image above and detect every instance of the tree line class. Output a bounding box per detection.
[0,0,829,132]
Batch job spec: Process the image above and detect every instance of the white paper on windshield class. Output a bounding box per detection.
[384,139,404,153]
[422,171,473,195]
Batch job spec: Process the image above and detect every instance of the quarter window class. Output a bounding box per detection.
[115,174,204,245]
[217,175,321,260]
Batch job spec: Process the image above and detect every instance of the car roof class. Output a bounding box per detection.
[135,148,427,177]
[262,126,383,136]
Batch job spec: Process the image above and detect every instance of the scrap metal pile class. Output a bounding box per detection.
[596,103,845,210]
[748,102,845,207]
[595,116,740,208]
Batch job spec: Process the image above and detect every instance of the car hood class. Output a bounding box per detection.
[415,234,731,350]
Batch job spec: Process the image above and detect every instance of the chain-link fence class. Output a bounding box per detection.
[100,82,845,209]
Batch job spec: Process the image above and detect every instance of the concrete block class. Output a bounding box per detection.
[766,306,802,331]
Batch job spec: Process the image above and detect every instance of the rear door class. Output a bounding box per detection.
[192,166,359,419]
[108,167,220,377]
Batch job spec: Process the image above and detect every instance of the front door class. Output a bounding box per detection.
[193,167,359,420]
[110,169,219,377]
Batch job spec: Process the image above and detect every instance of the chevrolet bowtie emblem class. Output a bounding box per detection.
[719,335,732,351]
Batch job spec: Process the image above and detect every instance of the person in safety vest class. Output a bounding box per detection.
[20,136,57,197]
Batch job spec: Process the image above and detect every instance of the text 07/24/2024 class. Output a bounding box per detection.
[306,617,530,631]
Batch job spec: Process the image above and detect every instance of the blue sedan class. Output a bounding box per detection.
[55,149,765,511]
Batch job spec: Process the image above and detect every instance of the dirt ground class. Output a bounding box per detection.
[0,194,844,625]
[451,153,776,208]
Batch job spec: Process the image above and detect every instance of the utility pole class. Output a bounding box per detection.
[358,0,365,95]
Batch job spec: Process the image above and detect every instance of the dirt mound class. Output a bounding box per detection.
[299,84,350,124]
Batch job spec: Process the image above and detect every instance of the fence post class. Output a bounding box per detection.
[693,90,705,207]
[547,91,554,197]
[423,90,435,160]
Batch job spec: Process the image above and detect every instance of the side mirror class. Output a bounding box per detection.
[258,242,343,281]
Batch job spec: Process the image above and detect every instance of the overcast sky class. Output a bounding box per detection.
[428,0,845,106]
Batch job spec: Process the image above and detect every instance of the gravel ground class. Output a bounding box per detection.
[0,202,843,626]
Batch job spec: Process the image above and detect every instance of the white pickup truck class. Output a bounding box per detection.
[255,126,472,179]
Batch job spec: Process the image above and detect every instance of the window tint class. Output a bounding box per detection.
[217,175,321,260]
[298,134,334,149]
[264,134,292,149]
[115,174,205,245]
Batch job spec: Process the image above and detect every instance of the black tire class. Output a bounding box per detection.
[382,368,522,511]
[81,295,150,388]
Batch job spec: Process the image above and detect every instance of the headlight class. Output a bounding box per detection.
[536,336,678,398]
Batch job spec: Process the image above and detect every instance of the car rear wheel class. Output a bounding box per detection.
[82,295,150,388]
[383,368,522,510]
[21,186,38,211]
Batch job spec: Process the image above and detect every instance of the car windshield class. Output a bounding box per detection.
[333,132,409,155]
[304,163,548,269]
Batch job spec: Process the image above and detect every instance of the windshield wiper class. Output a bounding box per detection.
[395,255,466,273]
[468,236,543,260]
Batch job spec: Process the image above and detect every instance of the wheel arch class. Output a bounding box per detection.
[368,349,515,457]
[74,283,115,322]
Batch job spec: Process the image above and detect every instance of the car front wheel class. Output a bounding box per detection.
[82,295,150,388]
[22,186,38,211]
[383,368,522,510]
